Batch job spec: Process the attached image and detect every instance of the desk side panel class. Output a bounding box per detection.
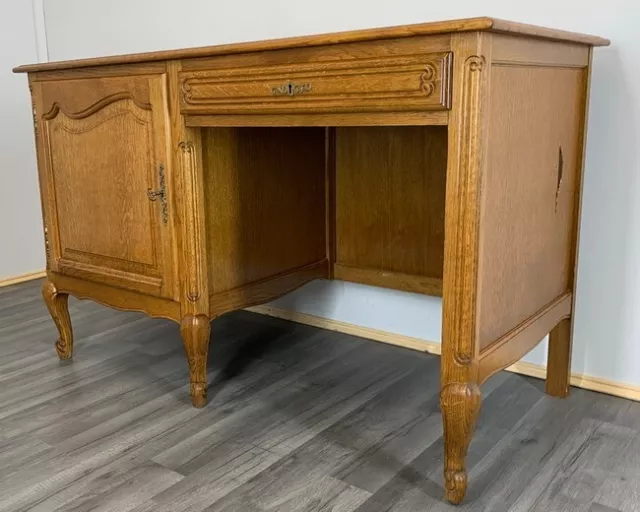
[478,53,587,350]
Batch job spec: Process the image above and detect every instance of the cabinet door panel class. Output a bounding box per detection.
[36,75,175,298]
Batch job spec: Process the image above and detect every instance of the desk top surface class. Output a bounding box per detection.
[14,16,609,74]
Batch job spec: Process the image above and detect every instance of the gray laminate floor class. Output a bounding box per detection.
[1,279,639,512]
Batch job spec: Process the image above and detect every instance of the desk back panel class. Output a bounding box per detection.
[334,126,447,295]
[201,127,327,294]
[478,64,586,350]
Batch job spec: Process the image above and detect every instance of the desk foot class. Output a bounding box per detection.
[440,382,482,505]
[546,317,572,398]
[181,315,211,408]
[42,279,74,360]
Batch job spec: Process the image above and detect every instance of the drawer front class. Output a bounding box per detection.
[180,51,452,114]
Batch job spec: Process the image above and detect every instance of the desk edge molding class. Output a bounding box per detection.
[13,17,609,74]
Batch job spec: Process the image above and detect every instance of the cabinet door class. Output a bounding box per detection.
[34,74,175,299]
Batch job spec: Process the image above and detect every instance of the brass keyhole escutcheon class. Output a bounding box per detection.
[271,81,312,97]
[147,164,168,225]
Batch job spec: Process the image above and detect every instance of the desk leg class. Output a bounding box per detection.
[180,315,211,408]
[441,381,482,504]
[546,317,573,397]
[440,32,490,504]
[42,279,73,360]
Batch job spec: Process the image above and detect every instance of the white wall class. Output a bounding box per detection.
[23,0,639,387]
[0,0,47,280]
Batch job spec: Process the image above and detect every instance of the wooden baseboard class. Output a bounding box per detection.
[248,304,640,403]
[246,304,443,355]
[0,270,46,288]
[508,360,640,402]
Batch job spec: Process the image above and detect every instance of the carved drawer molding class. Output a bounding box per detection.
[179,51,452,115]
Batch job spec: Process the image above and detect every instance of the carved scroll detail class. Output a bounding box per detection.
[181,81,192,103]
[179,51,452,111]
[420,63,437,96]
[42,93,152,121]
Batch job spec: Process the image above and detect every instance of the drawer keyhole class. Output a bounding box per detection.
[271,81,312,97]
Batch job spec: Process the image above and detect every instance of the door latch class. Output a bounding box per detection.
[147,164,168,225]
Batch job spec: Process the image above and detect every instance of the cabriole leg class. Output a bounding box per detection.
[41,279,73,360]
[440,382,482,504]
[180,314,211,408]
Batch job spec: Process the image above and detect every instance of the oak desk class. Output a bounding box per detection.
[14,17,609,505]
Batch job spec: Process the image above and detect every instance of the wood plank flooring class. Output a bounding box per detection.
[0,279,638,511]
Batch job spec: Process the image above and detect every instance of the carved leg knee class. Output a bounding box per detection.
[440,382,482,505]
[180,315,211,408]
[41,280,73,360]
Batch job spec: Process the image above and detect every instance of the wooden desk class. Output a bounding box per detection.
[14,17,609,504]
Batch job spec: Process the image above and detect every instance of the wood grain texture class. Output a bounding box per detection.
[335,126,447,283]
[167,61,210,318]
[177,133,209,314]
[40,75,152,119]
[29,62,167,82]
[34,76,175,298]
[440,382,482,504]
[47,272,181,322]
[41,279,73,359]
[478,64,585,349]
[325,128,337,278]
[202,127,326,294]
[488,18,609,46]
[210,260,328,318]
[14,22,607,507]
[333,264,443,296]
[181,34,451,72]
[547,48,595,399]
[546,318,573,398]
[439,31,492,505]
[491,34,590,67]
[179,48,452,115]
[180,314,211,407]
[478,293,572,383]
[28,76,54,274]
[14,17,608,74]
[185,111,449,127]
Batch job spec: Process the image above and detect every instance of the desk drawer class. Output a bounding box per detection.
[179,50,452,115]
